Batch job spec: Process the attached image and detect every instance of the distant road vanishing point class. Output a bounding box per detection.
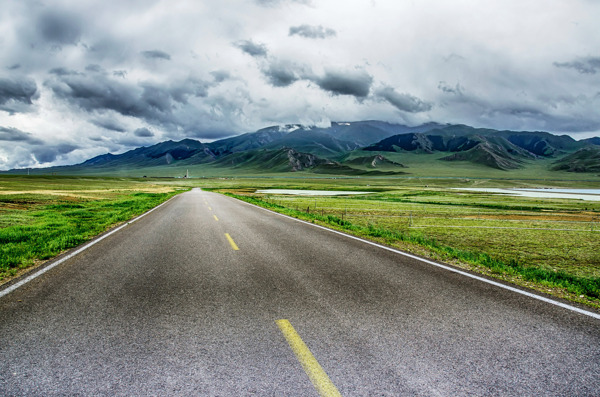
[1,188,599,395]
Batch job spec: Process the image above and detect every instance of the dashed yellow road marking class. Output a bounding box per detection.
[213,215,219,221]
[208,206,212,211]
[225,233,239,250]
[276,319,342,397]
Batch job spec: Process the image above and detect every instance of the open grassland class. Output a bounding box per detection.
[200,177,600,308]
[0,176,187,282]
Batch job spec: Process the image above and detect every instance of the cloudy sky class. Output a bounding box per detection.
[1,0,599,169]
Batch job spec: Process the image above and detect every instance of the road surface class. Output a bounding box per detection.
[1,188,599,396]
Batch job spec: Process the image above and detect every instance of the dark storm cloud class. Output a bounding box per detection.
[49,67,80,76]
[141,50,172,60]
[554,56,600,74]
[134,127,154,137]
[262,60,301,87]
[31,143,80,164]
[234,40,268,57]
[49,73,217,132]
[167,78,212,102]
[140,85,175,113]
[289,25,336,39]
[0,77,38,112]
[91,118,127,132]
[48,75,143,116]
[376,86,432,113]
[313,70,373,98]
[0,126,44,144]
[37,10,82,45]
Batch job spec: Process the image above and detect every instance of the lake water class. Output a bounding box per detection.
[453,188,600,201]
[255,189,373,196]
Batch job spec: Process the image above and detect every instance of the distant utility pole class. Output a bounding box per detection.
[186,169,189,178]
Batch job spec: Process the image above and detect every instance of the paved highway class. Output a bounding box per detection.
[1,188,599,396]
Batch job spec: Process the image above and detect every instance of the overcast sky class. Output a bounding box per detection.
[1,0,599,169]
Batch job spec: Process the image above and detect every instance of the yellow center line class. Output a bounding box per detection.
[276,319,342,397]
[225,233,239,250]
[208,206,212,211]
[213,215,219,221]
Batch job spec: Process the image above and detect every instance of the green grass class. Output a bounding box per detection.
[0,176,187,280]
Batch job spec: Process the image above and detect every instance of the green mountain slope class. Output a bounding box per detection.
[582,137,600,146]
[344,154,406,169]
[440,141,527,170]
[361,125,585,170]
[551,146,600,173]
[209,148,332,173]
[206,126,292,155]
[262,129,361,157]
[81,139,211,168]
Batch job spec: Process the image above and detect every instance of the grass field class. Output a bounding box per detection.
[0,176,187,281]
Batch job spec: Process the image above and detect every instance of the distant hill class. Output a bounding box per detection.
[262,129,361,157]
[210,148,333,173]
[440,140,530,170]
[82,139,213,168]
[315,121,445,147]
[582,137,600,146]
[344,154,406,169]
[3,121,599,176]
[207,125,292,156]
[365,125,577,155]
[551,146,600,173]
[362,125,589,170]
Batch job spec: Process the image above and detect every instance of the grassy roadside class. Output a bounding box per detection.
[221,191,600,310]
[0,176,188,282]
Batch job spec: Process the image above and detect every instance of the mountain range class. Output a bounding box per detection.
[6,121,600,176]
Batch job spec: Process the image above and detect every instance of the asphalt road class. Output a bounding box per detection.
[1,188,599,396]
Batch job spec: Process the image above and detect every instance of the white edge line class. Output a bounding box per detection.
[0,195,178,299]
[226,194,600,321]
